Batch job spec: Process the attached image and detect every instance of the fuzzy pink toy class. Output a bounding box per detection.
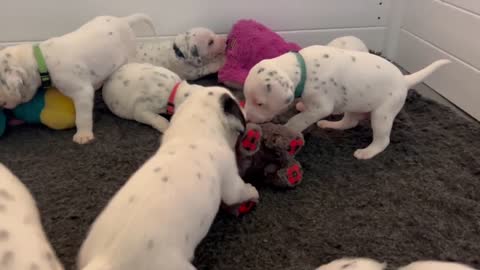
[218,19,301,90]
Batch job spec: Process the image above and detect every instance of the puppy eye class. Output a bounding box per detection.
[257,103,264,107]
[208,39,214,46]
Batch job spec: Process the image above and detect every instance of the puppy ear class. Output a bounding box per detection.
[220,93,246,134]
[5,67,25,93]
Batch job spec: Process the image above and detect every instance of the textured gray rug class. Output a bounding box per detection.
[0,78,479,270]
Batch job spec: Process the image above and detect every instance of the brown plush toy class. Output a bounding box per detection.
[236,122,305,188]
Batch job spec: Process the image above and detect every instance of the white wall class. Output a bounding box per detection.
[0,0,391,51]
[394,0,480,120]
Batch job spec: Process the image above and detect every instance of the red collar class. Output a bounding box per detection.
[167,82,182,115]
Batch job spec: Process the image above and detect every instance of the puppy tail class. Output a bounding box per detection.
[123,13,157,36]
[404,59,451,89]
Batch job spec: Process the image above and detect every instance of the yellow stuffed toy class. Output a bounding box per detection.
[0,87,75,136]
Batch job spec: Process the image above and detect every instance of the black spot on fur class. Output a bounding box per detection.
[376,65,381,69]
[0,190,13,201]
[0,204,5,212]
[197,173,202,180]
[30,263,40,270]
[108,32,113,35]
[128,196,135,203]
[257,68,265,74]
[266,84,272,92]
[389,92,393,96]
[341,262,355,269]
[1,250,13,266]
[265,78,271,82]
[147,239,154,249]
[191,46,199,57]
[162,176,168,182]
[323,89,329,94]
[189,144,197,150]
[0,230,9,241]
[123,80,130,87]
[5,53,11,58]
[314,86,320,90]
[184,93,190,98]
[168,150,175,155]
[323,54,330,58]
[209,153,215,161]
[351,56,356,62]
[208,91,213,96]
[268,71,277,76]
[157,83,164,87]
[90,70,97,77]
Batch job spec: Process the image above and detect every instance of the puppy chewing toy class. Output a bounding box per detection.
[0,87,75,137]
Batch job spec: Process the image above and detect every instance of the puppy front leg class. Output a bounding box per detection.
[71,85,95,144]
[221,158,259,206]
[285,106,333,133]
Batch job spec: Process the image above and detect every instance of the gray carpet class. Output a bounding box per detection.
[0,78,479,270]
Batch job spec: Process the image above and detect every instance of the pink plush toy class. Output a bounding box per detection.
[218,19,301,90]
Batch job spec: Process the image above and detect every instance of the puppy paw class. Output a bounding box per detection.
[296,102,306,112]
[152,119,170,133]
[73,131,95,144]
[244,183,260,203]
[317,120,334,129]
[354,148,377,160]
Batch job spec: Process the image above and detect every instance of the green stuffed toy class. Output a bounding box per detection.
[0,87,76,137]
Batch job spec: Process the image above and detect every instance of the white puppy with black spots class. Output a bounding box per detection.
[317,258,477,270]
[0,163,64,270]
[243,45,450,159]
[134,27,226,80]
[0,13,155,144]
[296,35,369,112]
[103,62,208,132]
[78,87,259,270]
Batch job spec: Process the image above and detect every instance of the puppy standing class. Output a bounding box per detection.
[296,36,369,112]
[243,45,450,159]
[0,163,64,270]
[0,13,155,144]
[78,87,259,270]
[135,28,226,80]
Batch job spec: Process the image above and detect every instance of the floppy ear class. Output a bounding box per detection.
[5,67,25,93]
[220,93,246,134]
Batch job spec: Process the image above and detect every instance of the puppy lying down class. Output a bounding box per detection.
[0,163,64,270]
[0,13,155,144]
[78,87,259,270]
[316,257,477,270]
[134,27,226,80]
[102,63,208,132]
[243,45,450,159]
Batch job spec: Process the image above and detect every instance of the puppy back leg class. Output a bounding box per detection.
[220,156,259,206]
[70,84,95,144]
[317,112,367,130]
[133,106,170,132]
[354,95,405,160]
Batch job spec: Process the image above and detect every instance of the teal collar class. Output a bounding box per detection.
[292,52,306,98]
[33,44,52,90]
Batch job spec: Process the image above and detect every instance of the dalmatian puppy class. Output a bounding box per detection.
[399,261,478,270]
[134,27,226,80]
[296,36,369,112]
[78,87,258,270]
[316,257,386,270]
[243,45,450,159]
[0,163,64,270]
[102,62,207,132]
[0,13,156,144]
[327,36,369,52]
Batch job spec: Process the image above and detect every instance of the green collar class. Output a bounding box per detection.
[292,52,306,98]
[33,44,52,89]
